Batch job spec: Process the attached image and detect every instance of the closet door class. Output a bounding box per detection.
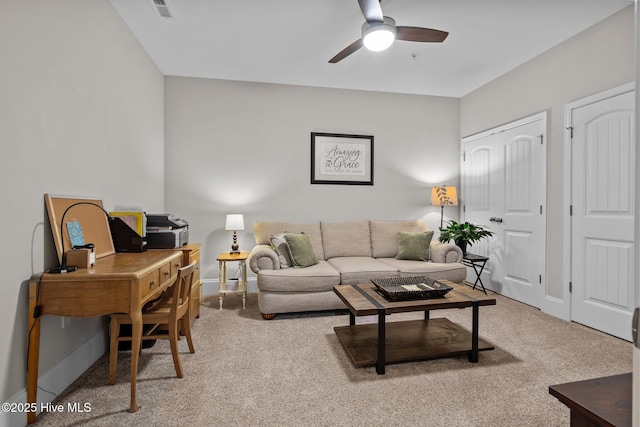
[462,113,547,308]
[569,88,635,341]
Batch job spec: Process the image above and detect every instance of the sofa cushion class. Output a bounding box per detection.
[377,258,467,283]
[396,231,434,261]
[269,233,292,269]
[327,257,399,285]
[321,219,372,259]
[257,260,340,292]
[254,221,325,260]
[370,219,429,258]
[284,233,318,268]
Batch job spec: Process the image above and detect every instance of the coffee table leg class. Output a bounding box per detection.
[349,312,355,326]
[469,302,479,363]
[376,310,386,374]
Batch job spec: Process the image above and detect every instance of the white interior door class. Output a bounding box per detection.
[569,87,635,341]
[462,113,547,309]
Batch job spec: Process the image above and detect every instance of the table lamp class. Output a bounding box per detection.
[431,185,458,229]
[225,214,245,254]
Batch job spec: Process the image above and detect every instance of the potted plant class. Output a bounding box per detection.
[438,220,494,254]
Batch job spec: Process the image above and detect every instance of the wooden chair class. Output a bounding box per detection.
[109,262,197,384]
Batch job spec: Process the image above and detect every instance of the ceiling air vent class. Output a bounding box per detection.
[152,0,173,19]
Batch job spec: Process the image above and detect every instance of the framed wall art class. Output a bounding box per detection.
[311,132,374,185]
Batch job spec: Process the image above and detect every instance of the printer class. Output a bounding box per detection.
[145,214,189,249]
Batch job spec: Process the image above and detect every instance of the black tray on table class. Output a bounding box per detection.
[371,276,453,301]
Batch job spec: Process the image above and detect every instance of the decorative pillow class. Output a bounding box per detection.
[396,231,434,261]
[269,233,292,269]
[284,232,318,268]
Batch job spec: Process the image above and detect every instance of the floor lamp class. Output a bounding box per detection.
[431,185,458,229]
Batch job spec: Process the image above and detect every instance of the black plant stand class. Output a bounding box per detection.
[462,253,489,294]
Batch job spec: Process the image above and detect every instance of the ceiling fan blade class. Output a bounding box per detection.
[329,39,364,63]
[396,26,449,43]
[358,0,383,23]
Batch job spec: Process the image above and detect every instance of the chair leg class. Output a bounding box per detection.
[181,317,195,354]
[168,321,183,378]
[109,317,119,385]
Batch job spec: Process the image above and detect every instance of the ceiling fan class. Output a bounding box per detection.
[329,0,448,63]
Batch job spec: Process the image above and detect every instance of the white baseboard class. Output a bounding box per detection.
[1,328,107,427]
[542,295,570,321]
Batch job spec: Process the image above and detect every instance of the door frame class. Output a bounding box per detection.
[460,111,548,308]
[562,82,635,322]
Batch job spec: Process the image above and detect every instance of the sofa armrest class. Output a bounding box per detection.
[248,245,280,273]
[430,241,463,263]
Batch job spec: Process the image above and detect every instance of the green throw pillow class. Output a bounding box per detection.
[283,233,318,268]
[396,231,434,261]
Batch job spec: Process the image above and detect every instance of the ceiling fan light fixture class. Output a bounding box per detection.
[362,16,396,52]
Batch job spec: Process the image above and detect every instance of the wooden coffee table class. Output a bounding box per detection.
[333,280,496,374]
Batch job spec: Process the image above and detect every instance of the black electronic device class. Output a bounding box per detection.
[109,217,146,253]
[145,213,189,249]
[146,214,188,229]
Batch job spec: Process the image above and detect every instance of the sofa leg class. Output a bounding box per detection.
[261,313,277,320]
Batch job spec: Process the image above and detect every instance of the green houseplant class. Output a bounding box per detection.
[438,220,494,254]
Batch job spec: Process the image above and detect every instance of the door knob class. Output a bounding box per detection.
[495,217,503,223]
[489,217,496,222]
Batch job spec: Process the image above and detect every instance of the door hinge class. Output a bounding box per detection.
[539,134,544,144]
[566,126,574,139]
[539,275,542,284]
[462,151,466,161]
[569,205,573,216]
[569,282,572,293]
[540,205,543,215]
[463,205,466,213]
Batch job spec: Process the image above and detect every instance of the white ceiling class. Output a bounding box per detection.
[109,0,633,97]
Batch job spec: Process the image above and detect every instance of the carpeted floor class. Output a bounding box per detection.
[34,290,632,426]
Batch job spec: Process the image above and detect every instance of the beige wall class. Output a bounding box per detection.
[461,6,634,313]
[1,0,164,413]
[2,0,634,418]
[164,77,462,282]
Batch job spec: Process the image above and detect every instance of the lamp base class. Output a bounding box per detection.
[230,232,240,255]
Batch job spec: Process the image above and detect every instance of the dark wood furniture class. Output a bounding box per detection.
[462,252,489,294]
[27,250,183,424]
[549,373,632,427]
[333,280,496,374]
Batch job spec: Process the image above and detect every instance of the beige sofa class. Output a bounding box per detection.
[247,219,466,319]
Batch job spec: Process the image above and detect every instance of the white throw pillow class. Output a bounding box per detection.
[270,233,292,269]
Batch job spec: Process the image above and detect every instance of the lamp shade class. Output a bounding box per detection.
[431,186,458,206]
[225,214,245,231]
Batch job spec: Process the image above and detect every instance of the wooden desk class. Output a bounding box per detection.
[549,373,632,426]
[27,250,183,424]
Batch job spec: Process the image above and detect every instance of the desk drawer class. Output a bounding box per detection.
[170,257,183,277]
[140,269,161,295]
[160,261,172,284]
